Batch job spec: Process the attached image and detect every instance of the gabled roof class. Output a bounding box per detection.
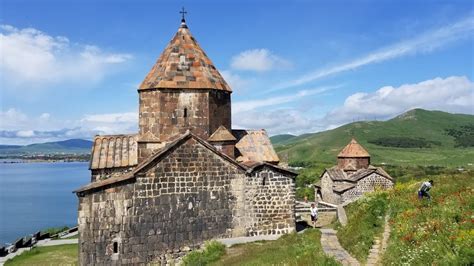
[90,134,138,170]
[208,126,236,142]
[233,129,280,164]
[338,138,370,158]
[243,161,297,177]
[322,165,393,183]
[75,131,246,194]
[139,21,231,92]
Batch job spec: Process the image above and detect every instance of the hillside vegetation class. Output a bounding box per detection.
[337,172,473,265]
[273,109,474,167]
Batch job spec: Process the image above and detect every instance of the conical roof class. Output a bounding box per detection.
[337,138,370,158]
[139,21,231,92]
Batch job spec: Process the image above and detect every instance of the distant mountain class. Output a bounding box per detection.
[0,139,93,155]
[270,134,296,145]
[273,109,474,167]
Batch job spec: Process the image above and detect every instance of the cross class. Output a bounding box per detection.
[180,7,187,22]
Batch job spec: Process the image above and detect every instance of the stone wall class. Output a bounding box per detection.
[244,166,296,236]
[208,90,231,135]
[138,89,231,162]
[341,173,393,202]
[77,181,135,265]
[138,89,210,142]
[320,173,341,204]
[78,137,296,265]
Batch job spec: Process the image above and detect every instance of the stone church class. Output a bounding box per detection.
[74,17,296,265]
[315,139,394,205]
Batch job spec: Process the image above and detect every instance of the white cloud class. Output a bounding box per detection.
[0,24,132,89]
[233,109,321,136]
[273,16,474,91]
[233,86,337,113]
[0,109,138,144]
[325,76,474,125]
[230,49,291,72]
[220,70,251,91]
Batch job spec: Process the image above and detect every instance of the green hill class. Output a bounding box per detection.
[274,109,474,167]
[0,139,93,155]
[269,134,296,145]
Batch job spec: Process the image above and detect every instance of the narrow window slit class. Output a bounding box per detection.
[113,242,118,254]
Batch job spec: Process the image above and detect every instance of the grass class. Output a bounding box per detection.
[336,191,389,263]
[336,171,474,265]
[5,244,78,266]
[211,229,339,266]
[383,172,474,265]
[182,241,226,266]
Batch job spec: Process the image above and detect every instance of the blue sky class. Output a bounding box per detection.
[1,0,473,144]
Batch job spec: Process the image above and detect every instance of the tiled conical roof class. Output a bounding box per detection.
[337,138,370,158]
[139,20,231,92]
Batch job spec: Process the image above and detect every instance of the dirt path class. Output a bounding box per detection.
[320,228,360,266]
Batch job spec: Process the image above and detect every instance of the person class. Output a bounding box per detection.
[310,203,318,228]
[418,180,433,200]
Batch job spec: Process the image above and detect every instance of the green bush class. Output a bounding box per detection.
[368,137,440,148]
[182,241,226,266]
[337,192,389,262]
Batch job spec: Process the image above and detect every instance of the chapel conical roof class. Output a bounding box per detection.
[337,138,370,158]
[139,20,232,92]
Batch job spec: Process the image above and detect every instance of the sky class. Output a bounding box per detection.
[0,0,473,145]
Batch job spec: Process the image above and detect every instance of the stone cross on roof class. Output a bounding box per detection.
[180,7,187,23]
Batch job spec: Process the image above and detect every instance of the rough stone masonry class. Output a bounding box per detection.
[75,16,296,265]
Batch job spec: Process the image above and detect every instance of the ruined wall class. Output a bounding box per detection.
[78,138,248,265]
[244,166,296,236]
[337,157,370,171]
[341,173,393,202]
[320,173,340,204]
[208,90,231,135]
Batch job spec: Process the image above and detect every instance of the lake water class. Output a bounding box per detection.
[0,162,90,245]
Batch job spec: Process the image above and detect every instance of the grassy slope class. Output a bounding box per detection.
[269,134,296,145]
[274,109,474,167]
[211,229,339,266]
[336,192,389,263]
[5,244,78,265]
[384,172,473,265]
[337,172,474,265]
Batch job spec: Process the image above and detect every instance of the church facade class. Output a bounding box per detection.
[315,139,394,205]
[74,18,296,265]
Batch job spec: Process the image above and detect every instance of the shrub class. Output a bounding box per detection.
[182,241,226,266]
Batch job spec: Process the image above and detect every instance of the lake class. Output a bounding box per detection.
[0,162,90,245]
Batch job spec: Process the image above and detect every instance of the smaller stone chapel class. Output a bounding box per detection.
[315,139,394,205]
[74,15,296,265]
